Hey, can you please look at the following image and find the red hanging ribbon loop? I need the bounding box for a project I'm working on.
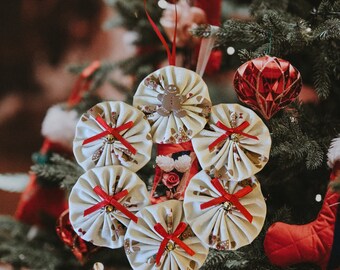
[208,121,259,151]
[82,116,137,155]
[67,60,101,107]
[200,178,253,223]
[84,186,138,223]
[144,0,177,65]
[154,222,195,265]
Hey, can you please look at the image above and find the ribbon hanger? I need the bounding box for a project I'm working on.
[144,0,177,66]
[195,25,219,77]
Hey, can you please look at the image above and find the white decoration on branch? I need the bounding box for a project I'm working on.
[41,104,79,149]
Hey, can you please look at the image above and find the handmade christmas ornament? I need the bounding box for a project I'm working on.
[192,103,271,181]
[233,55,302,120]
[124,200,209,270]
[183,170,266,250]
[133,66,211,144]
[150,141,199,203]
[69,165,150,249]
[264,136,340,270]
[73,101,152,172]
[56,210,98,264]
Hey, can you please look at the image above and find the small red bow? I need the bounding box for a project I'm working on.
[209,121,259,151]
[82,115,137,155]
[200,178,253,223]
[84,186,138,223]
[154,222,195,265]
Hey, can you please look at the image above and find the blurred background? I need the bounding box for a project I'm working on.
[0,0,134,216]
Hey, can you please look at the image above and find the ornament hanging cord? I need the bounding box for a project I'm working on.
[144,0,177,66]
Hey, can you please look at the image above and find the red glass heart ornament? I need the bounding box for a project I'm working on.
[56,210,98,264]
[233,55,302,120]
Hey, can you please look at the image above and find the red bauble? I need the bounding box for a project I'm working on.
[56,210,98,264]
[233,55,302,120]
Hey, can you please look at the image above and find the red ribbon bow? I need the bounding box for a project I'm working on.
[154,222,195,265]
[208,121,259,151]
[84,186,138,223]
[82,116,137,155]
[200,178,253,223]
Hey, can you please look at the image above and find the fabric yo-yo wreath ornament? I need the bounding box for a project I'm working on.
[192,103,271,181]
[183,170,266,250]
[69,165,150,248]
[233,55,302,120]
[73,101,152,172]
[124,200,208,270]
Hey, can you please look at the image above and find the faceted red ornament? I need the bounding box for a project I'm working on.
[233,55,302,120]
[56,210,98,264]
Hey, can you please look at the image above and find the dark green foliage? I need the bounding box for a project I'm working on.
[31,154,84,191]
[0,216,79,270]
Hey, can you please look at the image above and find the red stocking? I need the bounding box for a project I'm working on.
[264,140,340,270]
[14,139,70,227]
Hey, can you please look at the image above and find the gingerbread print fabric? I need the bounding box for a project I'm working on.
[73,101,152,172]
[192,103,271,181]
[133,66,211,144]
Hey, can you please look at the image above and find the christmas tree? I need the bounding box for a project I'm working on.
[0,0,339,269]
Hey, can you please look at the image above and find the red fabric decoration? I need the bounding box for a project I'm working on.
[56,210,98,264]
[15,173,68,227]
[234,55,302,120]
[264,161,340,270]
[150,141,199,204]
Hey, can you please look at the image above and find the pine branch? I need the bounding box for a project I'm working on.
[0,216,79,270]
[314,18,340,40]
[31,154,84,191]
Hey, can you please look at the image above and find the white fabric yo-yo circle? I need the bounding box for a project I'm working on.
[124,200,208,270]
[192,103,271,181]
[183,170,266,250]
[69,166,150,249]
[73,101,152,172]
[133,66,211,144]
